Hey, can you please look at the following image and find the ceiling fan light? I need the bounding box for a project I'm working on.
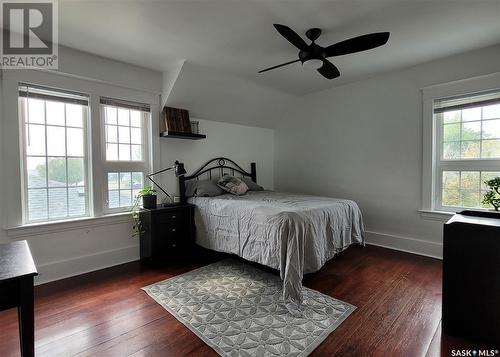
[302,59,323,70]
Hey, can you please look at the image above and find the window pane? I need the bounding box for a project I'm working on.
[461,141,480,159]
[66,104,83,127]
[461,190,480,208]
[131,145,142,161]
[481,172,500,190]
[442,171,459,190]
[131,128,141,144]
[443,123,460,141]
[443,110,460,123]
[106,125,118,143]
[460,171,480,190]
[132,172,143,189]
[482,119,500,139]
[105,106,117,125]
[462,107,481,122]
[46,101,65,125]
[120,172,131,189]
[68,187,86,216]
[108,190,119,208]
[67,128,84,157]
[67,158,85,186]
[26,124,46,156]
[119,190,132,207]
[442,189,459,207]
[106,143,118,160]
[443,142,460,160]
[119,144,131,160]
[461,122,481,141]
[130,111,141,127]
[118,126,130,143]
[118,108,130,126]
[48,188,68,218]
[28,189,48,220]
[108,173,119,190]
[47,126,66,156]
[28,98,45,124]
[483,104,500,120]
[481,139,500,158]
[27,156,46,188]
[47,157,66,187]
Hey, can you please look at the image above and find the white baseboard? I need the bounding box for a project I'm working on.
[35,244,140,285]
[365,230,443,259]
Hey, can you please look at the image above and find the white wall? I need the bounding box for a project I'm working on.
[159,118,274,199]
[274,44,500,259]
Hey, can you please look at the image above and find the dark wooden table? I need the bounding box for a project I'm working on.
[0,240,38,357]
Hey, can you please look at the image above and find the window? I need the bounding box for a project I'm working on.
[100,98,150,212]
[18,84,152,224]
[19,85,90,222]
[433,90,500,211]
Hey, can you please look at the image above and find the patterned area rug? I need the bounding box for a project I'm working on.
[142,259,355,357]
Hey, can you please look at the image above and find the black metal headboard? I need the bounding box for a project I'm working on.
[179,157,256,203]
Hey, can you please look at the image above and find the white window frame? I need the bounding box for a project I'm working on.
[18,85,92,224]
[421,72,500,219]
[99,101,151,214]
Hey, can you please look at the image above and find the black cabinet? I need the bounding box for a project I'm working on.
[139,204,195,263]
[442,210,500,345]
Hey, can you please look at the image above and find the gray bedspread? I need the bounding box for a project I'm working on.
[189,191,364,309]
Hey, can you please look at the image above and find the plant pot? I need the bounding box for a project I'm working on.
[142,195,157,209]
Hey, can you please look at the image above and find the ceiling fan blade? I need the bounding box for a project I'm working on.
[273,24,308,51]
[324,32,390,57]
[317,59,340,79]
[258,59,300,73]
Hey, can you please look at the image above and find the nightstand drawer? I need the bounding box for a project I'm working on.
[154,210,187,225]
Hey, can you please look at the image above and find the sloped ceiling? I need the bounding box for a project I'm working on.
[165,62,294,128]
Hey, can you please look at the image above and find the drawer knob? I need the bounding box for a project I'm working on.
[172,215,176,219]
[172,228,176,232]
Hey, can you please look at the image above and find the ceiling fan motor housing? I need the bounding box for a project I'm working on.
[299,43,326,64]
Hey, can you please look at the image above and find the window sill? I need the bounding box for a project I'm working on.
[419,209,454,222]
[5,212,132,238]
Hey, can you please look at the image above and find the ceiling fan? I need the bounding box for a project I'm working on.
[258,24,390,79]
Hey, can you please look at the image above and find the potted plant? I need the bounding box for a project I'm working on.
[131,186,157,238]
[139,186,157,209]
[482,177,500,211]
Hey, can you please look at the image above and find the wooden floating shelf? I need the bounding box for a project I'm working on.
[160,130,206,140]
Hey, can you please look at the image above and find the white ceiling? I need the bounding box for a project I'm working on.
[58,0,500,96]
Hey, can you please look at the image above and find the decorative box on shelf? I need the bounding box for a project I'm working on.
[159,106,206,140]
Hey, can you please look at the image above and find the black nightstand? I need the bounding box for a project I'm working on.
[139,203,195,263]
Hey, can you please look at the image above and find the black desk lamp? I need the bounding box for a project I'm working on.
[147,160,186,206]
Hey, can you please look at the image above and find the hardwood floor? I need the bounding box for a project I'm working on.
[0,245,491,356]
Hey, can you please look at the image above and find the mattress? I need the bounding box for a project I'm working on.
[188,191,365,309]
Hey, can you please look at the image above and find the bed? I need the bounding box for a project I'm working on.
[179,158,364,311]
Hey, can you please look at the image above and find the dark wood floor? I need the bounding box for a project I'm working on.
[0,245,489,356]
